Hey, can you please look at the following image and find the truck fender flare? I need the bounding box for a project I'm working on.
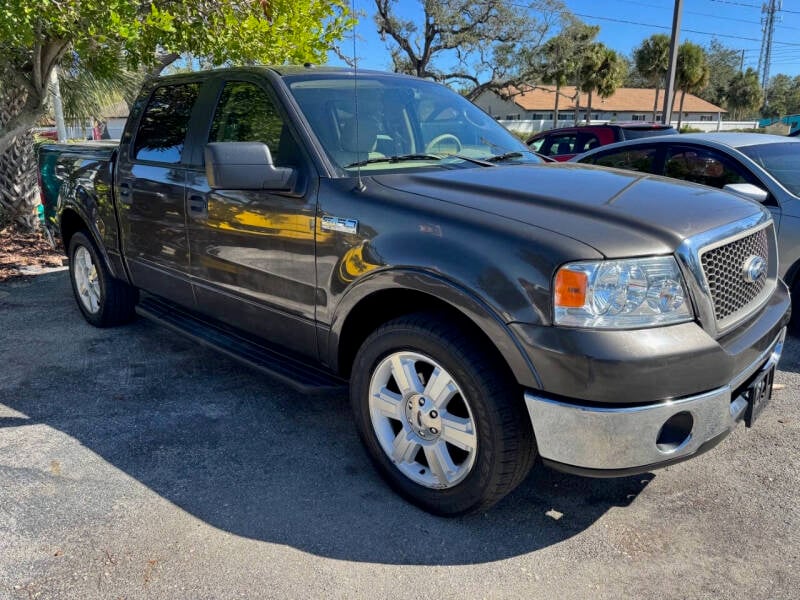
[327,267,542,389]
[59,199,120,280]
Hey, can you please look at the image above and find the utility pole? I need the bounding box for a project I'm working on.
[758,0,781,98]
[661,0,683,125]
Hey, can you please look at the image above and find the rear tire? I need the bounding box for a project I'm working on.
[350,312,537,516]
[790,277,800,335]
[68,231,137,327]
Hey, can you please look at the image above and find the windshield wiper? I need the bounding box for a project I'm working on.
[345,153,442,168]
[484,151,525,163]
[449,154,497,167]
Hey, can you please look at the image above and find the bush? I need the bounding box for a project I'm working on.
[679,126,703,133]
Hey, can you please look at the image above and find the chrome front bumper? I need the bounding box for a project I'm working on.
[524,328,786,474]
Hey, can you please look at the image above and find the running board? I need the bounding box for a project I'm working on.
[135,296,347,395]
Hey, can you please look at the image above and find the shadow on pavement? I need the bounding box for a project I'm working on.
[2,272,655,566]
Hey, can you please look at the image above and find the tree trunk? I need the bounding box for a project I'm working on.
[0,86,39,231]
[553,83,560,127]
[678,89,687,131]
[652,85,660,122]
[586,89,593,123]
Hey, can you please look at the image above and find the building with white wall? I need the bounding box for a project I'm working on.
[474,85,725,124]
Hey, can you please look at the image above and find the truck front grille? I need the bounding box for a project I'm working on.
[699,224,773,330]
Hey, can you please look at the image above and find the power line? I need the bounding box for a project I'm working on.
[708,0,760,7]
[604,0,760,25]
[569,11,800,48]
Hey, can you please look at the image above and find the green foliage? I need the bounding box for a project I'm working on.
[0,0,354,232]
[539,18,599,90]
[726,68,763,120]
[679,126,703,133]
[633,34,671,88]
[0,1,353,77]
[633,33,671,121]
[676,42,710,128]
[529,15,598,122]
[762,74,800,119]
[697,39,741,110]
[676,42,709,94]
[580,43,625,99]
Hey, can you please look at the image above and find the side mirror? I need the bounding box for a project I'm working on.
[205,142,296,191]
[723,183,769,204]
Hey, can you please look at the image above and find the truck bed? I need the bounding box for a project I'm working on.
[38,142,118,226]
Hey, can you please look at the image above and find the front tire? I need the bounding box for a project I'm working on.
[68,231,137,327]
[350,313,536,516]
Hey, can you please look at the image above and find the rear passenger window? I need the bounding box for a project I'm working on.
[542,134,577,156]
[664,147,749,188]
[588,147,658,173]
[133,83,200,163]
[578,134,601,153]
[209,81,297,167]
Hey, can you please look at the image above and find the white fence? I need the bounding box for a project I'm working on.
[499,119,762,136]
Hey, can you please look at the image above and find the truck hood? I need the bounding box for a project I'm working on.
[374,163,765,258]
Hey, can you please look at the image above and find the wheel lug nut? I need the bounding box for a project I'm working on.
[418,398,425,406]
[430,427,438,435]
[429,410,438,419]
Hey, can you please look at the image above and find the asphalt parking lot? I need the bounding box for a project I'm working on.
[1,270,798,599]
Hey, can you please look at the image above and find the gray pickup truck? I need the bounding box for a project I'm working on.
[39,66,791,516]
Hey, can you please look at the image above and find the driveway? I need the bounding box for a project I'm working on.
[1,271,798,599]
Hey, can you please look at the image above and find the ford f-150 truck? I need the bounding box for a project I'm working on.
[39,66,791,516]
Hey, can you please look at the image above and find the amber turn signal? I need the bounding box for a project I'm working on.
[555,269,587,308]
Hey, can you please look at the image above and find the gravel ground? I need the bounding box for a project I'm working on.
[1,271,798,600]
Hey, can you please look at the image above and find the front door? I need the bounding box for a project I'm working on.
[185,78,319,357]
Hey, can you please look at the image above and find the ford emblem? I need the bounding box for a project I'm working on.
[742,255,766,283]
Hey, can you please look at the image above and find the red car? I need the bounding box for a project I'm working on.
[527,123,677,161]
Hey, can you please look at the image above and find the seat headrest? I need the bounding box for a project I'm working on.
[340,118,378,153]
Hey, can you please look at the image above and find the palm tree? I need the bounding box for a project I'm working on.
[539,20,598,126]
[727,68,764,120]
[580,44,626,123]
[0,53,144,231]
[676,42,710,130]
[634,34,671,121]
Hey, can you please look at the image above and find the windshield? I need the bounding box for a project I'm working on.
[739,141,800,197]
[284,72,540,174]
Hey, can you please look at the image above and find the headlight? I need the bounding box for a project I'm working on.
[554,256,693,328]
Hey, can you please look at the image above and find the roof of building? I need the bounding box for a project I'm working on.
[498,85,726,114]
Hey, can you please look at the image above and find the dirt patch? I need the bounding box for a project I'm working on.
[0,226,65,282]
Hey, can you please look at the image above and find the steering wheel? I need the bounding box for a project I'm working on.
[425,133,462,154]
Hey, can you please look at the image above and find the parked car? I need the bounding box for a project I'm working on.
[571,132,800,325]
[39,67,789,516]
[526,123,677,161]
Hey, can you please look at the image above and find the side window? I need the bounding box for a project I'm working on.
[133,82,200,163]
[587,147,658,173]
[209,81,299,167]
[578,133,601,153]
[542,134,577,156]
[664,147,749,188]
[528,136,545,152]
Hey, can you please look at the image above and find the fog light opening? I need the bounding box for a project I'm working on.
[656,411,694,453]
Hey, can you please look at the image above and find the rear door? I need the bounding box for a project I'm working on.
[184,75,320,358]
[116,79,204,306]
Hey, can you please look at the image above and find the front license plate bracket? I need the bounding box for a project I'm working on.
[743,365,775,428]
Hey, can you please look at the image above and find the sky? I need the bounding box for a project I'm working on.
[327,0,800,79]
